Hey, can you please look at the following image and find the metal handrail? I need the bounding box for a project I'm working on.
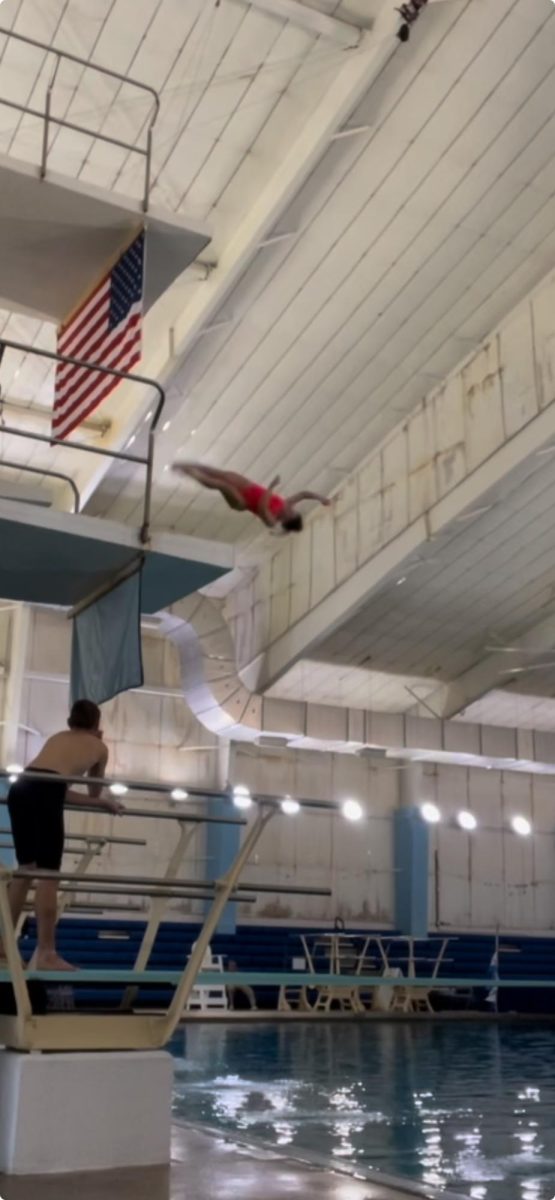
[0,338,166,543]
[0,26,160,212]
[0,457,80,512]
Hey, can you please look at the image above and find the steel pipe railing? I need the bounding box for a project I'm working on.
[0,767,353,815]
[0,338,166,543]
[0,459,80,512]
[0,26,160,211]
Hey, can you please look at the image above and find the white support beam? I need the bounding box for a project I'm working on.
[0,605,30,767]
[168,9,398,357]
[244,0,363,48]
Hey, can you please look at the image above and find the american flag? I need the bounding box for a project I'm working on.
[52,231,144,440]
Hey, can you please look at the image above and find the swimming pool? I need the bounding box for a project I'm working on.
[171,1022,555,1200]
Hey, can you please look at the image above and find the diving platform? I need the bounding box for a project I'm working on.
[0,498,233,612]
[0,25,211,323]
[0,154,211,324]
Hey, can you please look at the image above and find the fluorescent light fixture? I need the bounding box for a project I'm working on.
[6,763,23,775]
[171,788,188,802]
[162,420,171,432]
[342,798,363,822]
[421,802,441,824]
[281,796,300,816]
[511,815,532,837]
[457,810,477,831]
[110,783,128,797]
[233,784,253,810]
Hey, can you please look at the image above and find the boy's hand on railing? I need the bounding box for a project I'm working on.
[102,795,125,816]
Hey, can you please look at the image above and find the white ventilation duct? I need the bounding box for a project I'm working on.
[160,596,555,776]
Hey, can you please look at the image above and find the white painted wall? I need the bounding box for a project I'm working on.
[1,606,552,933]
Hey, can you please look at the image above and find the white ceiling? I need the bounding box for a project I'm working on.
[268,447,555,727]
[2,0,555,734]
[0,0,365,491]
[88,0,555,542]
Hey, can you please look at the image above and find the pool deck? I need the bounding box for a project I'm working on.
[0,1124,464,1200]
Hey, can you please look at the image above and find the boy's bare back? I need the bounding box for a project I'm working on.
[29,729,107,779]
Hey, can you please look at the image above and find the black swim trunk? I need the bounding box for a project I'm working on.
[7,770,66,871]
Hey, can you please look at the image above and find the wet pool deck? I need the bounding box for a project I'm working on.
[0,1124,465,1200]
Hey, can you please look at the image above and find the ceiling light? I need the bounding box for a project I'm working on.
[281,796,300,816]
[110,783,128,796]
[127,435,136,447]
[511,815,532,837]
[396,576,407,586]
[162,420,171,432]
[457,810,477,831]
[233,784,253,810]
[6,763,22,775]
[421,802,441,824]
[171,788,188,802]
[342,798,363,822]
[144,410,153,423]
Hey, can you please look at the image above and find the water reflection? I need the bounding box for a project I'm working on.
[172,1023,555,1200]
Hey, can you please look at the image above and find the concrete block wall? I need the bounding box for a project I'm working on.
[233,747,555,933]
[427,765,554,933]
[225,266,555,674]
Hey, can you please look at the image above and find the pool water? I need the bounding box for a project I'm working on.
[171,1022,555,1200]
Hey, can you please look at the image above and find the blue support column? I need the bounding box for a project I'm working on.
[393,765,429,937]
[204,797,241,934]
[0,779,14,868]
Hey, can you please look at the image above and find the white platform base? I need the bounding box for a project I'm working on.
[0,1049,173,1175]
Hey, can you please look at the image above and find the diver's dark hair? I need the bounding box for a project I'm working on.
[68,699,101,731]
[282,513,303,533]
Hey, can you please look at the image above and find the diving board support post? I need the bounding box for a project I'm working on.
[0,867,32,1044]
[160,806,274,1041]
[122,819,197,1010]
[55,840,101,921]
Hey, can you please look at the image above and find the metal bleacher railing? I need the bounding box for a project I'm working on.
[0,26,160,212]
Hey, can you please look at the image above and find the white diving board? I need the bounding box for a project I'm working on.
[0,154,211,323]
[0,498,233,612]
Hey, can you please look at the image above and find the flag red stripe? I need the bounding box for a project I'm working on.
[57,298,111,384]
[55,307,140,405]
[54,232,143,439]
[53,349,141,440]
[53,313,141,417]
[52,326,141,431]
[58,279,110,353]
